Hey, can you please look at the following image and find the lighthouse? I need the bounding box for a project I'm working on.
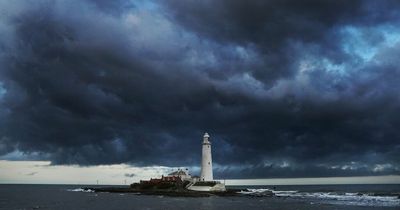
[200,132,213,181]
[186,132,226,191]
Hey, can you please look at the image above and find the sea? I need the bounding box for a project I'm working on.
[0,184,399,210]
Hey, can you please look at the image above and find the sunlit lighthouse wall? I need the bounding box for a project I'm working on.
[200,132,213,181]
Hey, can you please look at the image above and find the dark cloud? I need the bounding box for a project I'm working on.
[26,172,38,176]
[0,0,399,178]
[87,0,135,15]
[124,173,136,178]
[162,0,400,83]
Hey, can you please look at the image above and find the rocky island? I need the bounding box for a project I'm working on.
[83,133,274,197]
[83,180,274,197]
[82,181,245,197]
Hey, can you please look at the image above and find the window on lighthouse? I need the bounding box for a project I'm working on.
[208,162,210,165]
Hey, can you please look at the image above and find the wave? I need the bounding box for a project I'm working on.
[239,188,400,207]
[238,188,297,195]
[67,188,94,193]
[238,188,275,196]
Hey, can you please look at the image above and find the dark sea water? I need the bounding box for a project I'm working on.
[0,184,399,210]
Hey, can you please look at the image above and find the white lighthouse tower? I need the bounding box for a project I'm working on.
[200,132,213,181]
[186,132,226,191]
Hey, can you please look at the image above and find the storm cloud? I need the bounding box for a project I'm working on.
[0,0,399,178]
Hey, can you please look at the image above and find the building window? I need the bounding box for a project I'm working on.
[208,162,210,165]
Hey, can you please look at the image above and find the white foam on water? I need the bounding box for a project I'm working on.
[297,192,400,207]
[238,188,273,195]
[241,189,400,207]
[239,188,298,196]
[271,190,298,196]
[67,188,94,193]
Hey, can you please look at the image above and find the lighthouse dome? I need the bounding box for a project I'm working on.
[203,132,210,138]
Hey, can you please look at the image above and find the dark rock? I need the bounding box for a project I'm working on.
[84,187,245,197]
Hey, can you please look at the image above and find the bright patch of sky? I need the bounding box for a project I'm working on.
[214,72,267,98]
[0,150,49,161]
[0,82,6,99]
[0,160,173,185]
[132,0,159,11]
[321,59,347,75]
[225,175,400,186]
[1,160,399,185]
[111,138,127,153]
[0,150,29,160]
[341,24,400,62]
[373,164,399,173]
[298,56,347,77]
[317,162,399,173]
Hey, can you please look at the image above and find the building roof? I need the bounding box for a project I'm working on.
[168,170,187,176]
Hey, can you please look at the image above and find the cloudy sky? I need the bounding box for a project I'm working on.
[0,0,400,184]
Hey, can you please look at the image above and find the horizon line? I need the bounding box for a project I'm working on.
[1,175,399,186]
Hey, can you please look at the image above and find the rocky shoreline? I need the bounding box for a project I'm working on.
[83,187,273,197]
